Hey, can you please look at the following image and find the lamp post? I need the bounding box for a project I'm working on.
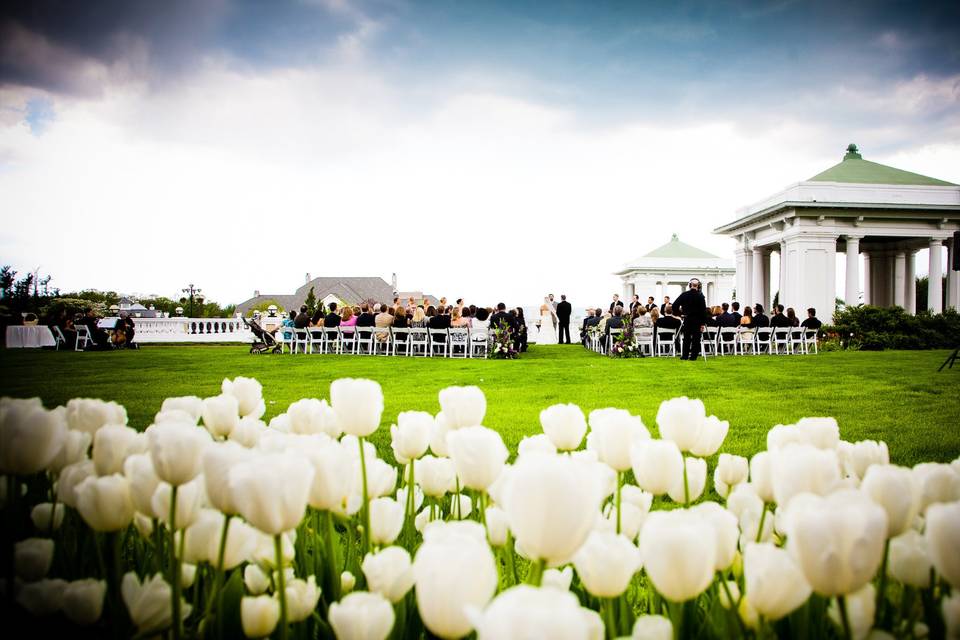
[181,284,203,318]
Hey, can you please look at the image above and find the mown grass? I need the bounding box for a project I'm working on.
[1,345,958,465]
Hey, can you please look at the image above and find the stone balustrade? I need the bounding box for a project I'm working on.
[118,317,253,343]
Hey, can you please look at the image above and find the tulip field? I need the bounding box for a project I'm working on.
[0,345,959,639]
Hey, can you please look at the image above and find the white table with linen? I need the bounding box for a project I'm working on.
[5,325,56,348]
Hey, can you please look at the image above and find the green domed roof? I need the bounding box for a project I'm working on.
[643,234,720,259]
[808,144,956,186]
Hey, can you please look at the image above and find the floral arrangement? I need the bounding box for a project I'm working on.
[490,320,517,359]
[1,378,960,640]
[610,323,640,358]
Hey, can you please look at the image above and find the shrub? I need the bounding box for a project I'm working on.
[824,306,960,350]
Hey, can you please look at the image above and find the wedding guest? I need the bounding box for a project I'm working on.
[461,306,474,327]
[656,304,681,331]
[356,304,376,328]
[451,307,470,328]
[604,306,625,352]
[770,304,791,328]
[80,308,110,349]
[704,306,721,327]
[786,307,800,327]
[633,307,653,329]
[375,304,394,328]
[648,307,660,326]
[660,296,671,315]
[719,302,737,327]
[473,307,490,332]
[753,304,770,328]
[392,306,408,328]
[645,296,656,312]
[489,303,514,334]
[295,305,311,329]
[52,308,78,349]
[429,304,450,343]
[730,301,743,324]
[410,306,427,327]
[340,306,357,334]
[740,305,754,327]
[629,294,641,314]
[281,311,296,341]
[512,308,528,352]
[608,294,624,313]
[801,308,822,331]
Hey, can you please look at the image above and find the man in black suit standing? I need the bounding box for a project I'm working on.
[608,294,624,314]
[629,294,641,315]
[645,296,656,312]
[556,295,572,344]
[660,295,671,315]
[674,279,707,361]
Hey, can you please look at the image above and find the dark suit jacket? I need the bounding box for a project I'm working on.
[428,314,451,330]
[556,301,572,320]
[770,314,791,328]
[656,316,681,331]
[731,312,742,324]
[800,317,822,330]
[294,313,310,329]
[324,313,341,327]
[753,314,770,328]
[609,300,624,313]
[356,313,376,328]
[719,312,738,328]
[489,311,516,333]
[605,315,625,338]
[673,289,707,327]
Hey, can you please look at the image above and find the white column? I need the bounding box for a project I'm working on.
[845,236,860,306]
[894,251,907,309]
[735,244,752,305]
[905,251,916,314]
[929,239,943,314]
[947,241,959,311]
[779,240,787,305]
[752,247,764,307]
[862,252,872,305]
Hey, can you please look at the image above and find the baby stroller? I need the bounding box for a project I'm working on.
[243,317,283,354]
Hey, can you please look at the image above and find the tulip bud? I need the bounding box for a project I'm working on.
[640,509,716,602]
[147,421,210,486]
[222,376,265,420]
[924,501,960,587]
[688,415,729,457]
[17,578,68,615]
[716,454,749,487]
[369,497,404,546]
[229,452,313,535]
[184,509,257,570]
[31,502,65,532]
[122,572,191,634]
[438,385,486,429]
[913,463,960,513]
[363,546,415,603]
[467,585,602,640]
[485,506,509,547]
[415,507,432,532]
[160,396,203,423]
[588,408,650,471]
[539,404,587,451]
[201,394,240,438]
[861,465,920,538]
[92,425,147,476]
[771,443,840,507]
[230,416,266,448]
[667,456,707,504]
[15,538,54,581]
[57,459,96,507]
[750,451,774,503]
[630,439,683,496]
[888,529,932,588]
[841,440,889,480]
[415,455,456,497]
[542,566,573,591]
[828,583,874,640]
[241,595,280,638]
[244,564,270,595]
[285,576,321,622]
[330,378,384,437]
[66,398,127,435]
[655,397,705,453]
[287,398,341,438]
[340,570,356,594]
[124,453,161,517]
[691,502,738,571]
[0,399,68,475]
[62,579,106,625]
[391,411,433,463]
[743,542,811,620]
[517,434,557,458]
[76,474,135,531]
[572,531,642,597]
[47,429,92,474]
[632,615,673,640]
[430,412,451,457]
[329,591,395,640]
[151,476,205,530]
[447,426,509,491]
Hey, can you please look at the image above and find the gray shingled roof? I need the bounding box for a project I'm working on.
[237,276,412,314]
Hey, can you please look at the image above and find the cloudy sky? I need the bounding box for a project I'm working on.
[1,0,959,308]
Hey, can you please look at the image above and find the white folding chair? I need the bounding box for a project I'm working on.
[323,327,341,354]
[718,327,739,355]
[754,328,773,355]
[428,327,449,357]
[372,327,392,355]
[636,328,654,356]
[656,329,676,357]
[355,327,376,355]
[308,328,325,354]
[408,327,429,356]
[469,329,489,358]
[702,327,719,356]
[339,327,357,354]
[803,328,819,354]
[52,325,67,350]
[737,329,756,355]
[391,328,410,356]
[448,328,470,358]
[75,325,92,351]
[290,328,308,354]
[606,328,624,354]
[789,328,806,354]
[771,328,792,355]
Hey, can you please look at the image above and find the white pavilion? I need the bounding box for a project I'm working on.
[615,234,736,306]
[714,144,960,317]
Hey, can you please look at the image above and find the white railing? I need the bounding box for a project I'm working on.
[119,317,254,343]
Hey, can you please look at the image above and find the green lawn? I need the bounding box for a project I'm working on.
[2,345,958,466]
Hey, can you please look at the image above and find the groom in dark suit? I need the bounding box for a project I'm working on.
[674,279,707,361]
[556,295,572,344]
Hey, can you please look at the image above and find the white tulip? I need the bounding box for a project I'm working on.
[147,421,211,486]
[502,453,602,566]
[430,412,451,457]
[183,509,257,570]
[15,537,54,581]
[517,434,557,457]
[691,502,739,570]
[369,497,404,546]
[330,378,384,437]
[221,376,265,419]
[572,531,643,597]
[888,529,932,588]
[485,506,509,546]
[353,456,397,500]
[828,583,875,640]
[287,398,341,438]
[92,424,146,476]
[31,502,65,532]
[716,454,749,487]
[796,417,840,450]
[841,440,889,480]
[340,570,356,594]
[655,397,705,453]
[230,416,267,448]
[588,408,650,471]
[688,415,729,457]
[390,411,434,463]
[244,564,271,595]
[328,591,395,639]
[16,578,67,615]
[861,465,920,538]
[230,451,314,535]
[202,441,253,515]
[285,576,321,622]
[201,394,240,438]
[161,396,203,423]
[542,566,573,591]
[925,501,960,587]
[413,521,498,639]
[415,507,433,532]
[771,443,841,507]
[718,580,740,609]
[630,439,683,496]
[0,399,68,475]
[303,441,354,513]
[151,476,205,530]
[726,483,764,520]
[632,615,673,640]
[438,385,486,429]
[62,579,106,625]
[667,456,707,504]
[76,474,135,531]
[640,509,716,602]
[468,584,601,640]
[540,403,588,451]
[57,459,96,508]
[241,595,280,638]
[750,451,775,503]
[362,546,415,603]
[48,429,92,473]
[784,489,887,596]
[122,572,191,635]
[605,501,646,541]
[913,463,960,512]
[124,453,161,516]
[66,398,127,435]
[396,485,424,514]
[766,424,809,451]
[743,542,812,620]
[447,426,509,491]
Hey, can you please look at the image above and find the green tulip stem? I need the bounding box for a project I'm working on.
[505,531,518,586]
[454,477,462,520]
[837,595,852,640]
[275,534,289,640]
[615,472,623,534]
[755,503,768,543]
[718,573,747,637]
[527,558,546,586]
[875,538,890,624]
[169,484,182,640]
[479,492,488,528]
[358,436,370,556]
[603,598,617,638]
[202,514,232,628]
[406,462,416,534]
[323,511,340,601]
[682,457,690,507]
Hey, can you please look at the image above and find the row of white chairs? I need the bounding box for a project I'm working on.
[589,325,820,358]
[279,326,490,358]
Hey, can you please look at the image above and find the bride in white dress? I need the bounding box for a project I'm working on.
[537,297,558,345]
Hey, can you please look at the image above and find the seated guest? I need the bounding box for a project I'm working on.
[295,305,311,329]
[656,304,681,331]
[786,307,800,327]
[281,311,296,340]
[340,306,357,333]
[770,304,791,328]
[800,308,822,331]
[323,302,341,328]
[580,308,595,338]
[633,307,653,329]
[392,306,408,328]
[375,304,394,328]
[604,306,625,352]
[730,301,743,325]
[489,303,515,334]
[450,307,470,328]
[719,302,737,327]
[52,308,78,349]
[118,312,136,348]
[410,306,427,328]
[752,304,770,328]
[428,304,450,342]
[356,304,376,328]
[472,307,490,332]
[80,308,110,349]
[648,307,660,326]
[704,306,721,327]
[461,306,474,327]
[740,306,754,326]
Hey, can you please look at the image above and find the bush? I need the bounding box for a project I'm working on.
[824,305,960,351]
